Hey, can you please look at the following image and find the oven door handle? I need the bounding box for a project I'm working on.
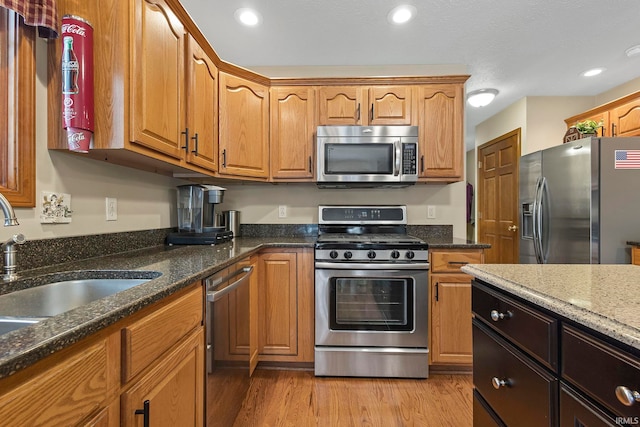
[315,262,430,270]
[206,266,253,302]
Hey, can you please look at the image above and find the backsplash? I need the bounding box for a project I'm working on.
[0,224,453,274]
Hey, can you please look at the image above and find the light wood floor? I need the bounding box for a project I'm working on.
[233,369,473,427]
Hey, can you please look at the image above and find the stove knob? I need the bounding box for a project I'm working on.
[391,250,400,259]
[367,250,377,259]
[406,250,415,260]
[329,250,339,259]
[344,251,353,260]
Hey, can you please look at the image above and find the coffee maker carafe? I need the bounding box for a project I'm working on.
[167,184,234,245]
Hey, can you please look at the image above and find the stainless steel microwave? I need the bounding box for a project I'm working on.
[316,125,419,188]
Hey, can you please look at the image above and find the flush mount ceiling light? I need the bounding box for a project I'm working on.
[387,5,417,25]
[467,89,498,108]
[626,44,640,58]
[581,68,606,77]
[234,8,261,26]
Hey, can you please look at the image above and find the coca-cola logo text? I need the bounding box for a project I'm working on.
[62,24,86,37]
[68,132,85,143]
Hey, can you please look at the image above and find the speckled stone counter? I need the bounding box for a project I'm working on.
[0,237,315,379]
[461,263,640,352]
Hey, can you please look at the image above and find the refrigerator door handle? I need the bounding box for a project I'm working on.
[533,177,544,263]
[539,177,550,264]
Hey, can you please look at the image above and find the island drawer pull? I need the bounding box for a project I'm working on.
[616,386,640,406]
[490,309,512,322]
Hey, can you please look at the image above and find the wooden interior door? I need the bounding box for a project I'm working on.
[477,129,521,264]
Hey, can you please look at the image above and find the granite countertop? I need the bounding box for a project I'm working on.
[0,236,315,379]
[461,263,640,352]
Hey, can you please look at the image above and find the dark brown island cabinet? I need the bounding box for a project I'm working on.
[471,280,640,427]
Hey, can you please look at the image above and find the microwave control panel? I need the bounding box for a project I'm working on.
[402,143,417,175]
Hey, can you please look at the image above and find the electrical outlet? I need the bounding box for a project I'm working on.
[278,205,287,218]
[427,205,436,219]
[106,197,118,221]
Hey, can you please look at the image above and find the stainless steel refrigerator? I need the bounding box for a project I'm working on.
[519,137,640,264]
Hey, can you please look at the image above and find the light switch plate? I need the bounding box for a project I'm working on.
[427,205,436,219]
[106,197,118,221]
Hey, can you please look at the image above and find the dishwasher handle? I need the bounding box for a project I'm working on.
[206,266,253,302]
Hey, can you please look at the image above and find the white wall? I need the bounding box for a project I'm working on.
[1,41,469,243]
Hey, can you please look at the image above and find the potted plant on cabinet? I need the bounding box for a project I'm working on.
[575,119,602,137]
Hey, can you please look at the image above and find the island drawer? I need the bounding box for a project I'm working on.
[472,281,559,371]
[562,325,640,419]
[431,249,483,273]
[560,384,617,427]
[122,285,203,382]
[473,320,558,427]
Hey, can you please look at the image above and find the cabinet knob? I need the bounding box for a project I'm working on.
[616,386,640,406]
[490,309,512,322]
[491,377,510,389]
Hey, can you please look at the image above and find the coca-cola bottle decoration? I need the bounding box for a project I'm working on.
[61,15,94,153]
[61,36,79,95]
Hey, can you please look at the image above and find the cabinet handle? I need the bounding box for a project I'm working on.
[448,260,469,265]
[612,123,617,137]
[420,155,425,173]
[309,156,313,173]
[222,149,227,168]
[370,104,374,122]
[191,133,199,156]
[491,377,510,389]
[435,282,439,301]
[181,128,189,152]
[356,103,361,122]
[490,309,512,321]
[616,386,640,406]
[135,400,150,427]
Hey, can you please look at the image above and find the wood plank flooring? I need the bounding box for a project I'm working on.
[233,370,473,427]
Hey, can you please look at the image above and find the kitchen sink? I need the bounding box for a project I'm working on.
[0,317,43,335]
[0,271,161,319]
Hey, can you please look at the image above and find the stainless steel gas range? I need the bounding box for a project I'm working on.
[314,205,430,379]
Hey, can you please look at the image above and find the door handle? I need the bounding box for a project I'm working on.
[508,225,518,232]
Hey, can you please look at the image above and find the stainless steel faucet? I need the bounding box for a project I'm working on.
[1,192,25,281]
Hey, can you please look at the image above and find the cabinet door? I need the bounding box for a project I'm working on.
[318,86,366,125]
[569,111,610,137]
[611,99,640,137]
[368,86,412,125]
[131,0,186,159]
[430,273,473,365]
[219,73,269,178]
[121,329,204,427]
[270,87,316,180]
[258,252,298,356]
[417,84,464,181]
[186,35,218,171]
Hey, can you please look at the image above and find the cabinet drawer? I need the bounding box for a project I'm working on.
[431,250,483,273]
[562,325,640,419]
[122,285,203,382]
[472,281,558,371]
[473,388,505,427]
[560,384,617,427]
[473,320,558,427]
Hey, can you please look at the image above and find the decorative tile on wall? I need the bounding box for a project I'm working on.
[40,191,72,224]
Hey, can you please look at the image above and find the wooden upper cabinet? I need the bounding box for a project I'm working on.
[186,35,218,171]
[611,98,640,137]
[368,86,412,125]
[1,8,36,207]
[270,87,316,181]
[318,86,366,125]
[219,72,270,179]
[131,0,186,159]
[417,84,464,182]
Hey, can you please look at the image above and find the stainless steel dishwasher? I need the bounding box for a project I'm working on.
[205,262,254,427]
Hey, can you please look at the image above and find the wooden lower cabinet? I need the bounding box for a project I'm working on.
[0,282,204,427]
[258,248,314,363]
[429,248,484,367]
[631,245,640,265]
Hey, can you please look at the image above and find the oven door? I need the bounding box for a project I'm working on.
[315,264,428,348]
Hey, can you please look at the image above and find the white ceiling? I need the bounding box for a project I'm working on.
[180,0,640,150]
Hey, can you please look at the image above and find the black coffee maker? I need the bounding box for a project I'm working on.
[166,184,234,245]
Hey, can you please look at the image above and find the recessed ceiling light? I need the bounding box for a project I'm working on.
[467,89,498,108]
[581,68,606,77]
[234,8,261,26]
[626,44,640,58]
[388,5,417,25]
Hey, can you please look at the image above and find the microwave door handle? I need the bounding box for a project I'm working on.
[394,141,401,176]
